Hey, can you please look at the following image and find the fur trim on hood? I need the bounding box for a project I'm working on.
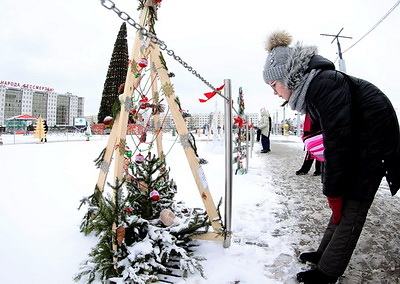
[283,43,318,91]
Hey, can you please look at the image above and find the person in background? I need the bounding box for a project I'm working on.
[258,108,271,153]
[256,127,261,142]
[41,119,48,143]
[263,30,400,283]
[296,152,321,176]
[296,113,321,176]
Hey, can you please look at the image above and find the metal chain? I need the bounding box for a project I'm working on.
[99,0,221,94]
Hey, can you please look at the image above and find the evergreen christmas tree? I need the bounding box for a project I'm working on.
[97,22,129,124]
[76,151,210,283]
[34,115,46,142]
[234,87,247,175]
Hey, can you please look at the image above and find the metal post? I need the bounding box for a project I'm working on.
[250,118,254,152]
[245,114,249,172]
[223,79,232,248]
[13,118,16,145]
[320,28,352,73]
[296,113,301,137]
[282,107,286,135]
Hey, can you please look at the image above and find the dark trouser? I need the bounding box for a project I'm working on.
[261,134,270,151]
[256,129,261,142]
[299,153,322,173]
[316,198,374,277]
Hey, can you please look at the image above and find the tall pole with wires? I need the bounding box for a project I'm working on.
[321,28,352,72]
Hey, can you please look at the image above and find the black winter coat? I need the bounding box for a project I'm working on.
[305,56,400,200]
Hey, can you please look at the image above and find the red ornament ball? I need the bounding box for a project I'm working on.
[149,190,160,201]
[135,154,145,163]
[103,116,113,126]
[124,207,133,213]
[138,58,148,68]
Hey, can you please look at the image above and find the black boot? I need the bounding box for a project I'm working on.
[312,171,321,176]
[296,269,338,284]
[299,252,321,264]
[296,169,308,175]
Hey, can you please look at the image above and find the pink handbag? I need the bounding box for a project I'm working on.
[302,132,325,162]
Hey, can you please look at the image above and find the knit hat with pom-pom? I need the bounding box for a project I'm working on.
[263,30,293,83]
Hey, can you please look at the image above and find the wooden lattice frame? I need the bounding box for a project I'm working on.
[95,6,223,242]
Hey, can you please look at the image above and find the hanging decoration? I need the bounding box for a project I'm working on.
[135,153,145,163]
[198,84,225,103]
[138,58,148,68]
[149,189,160,201]
[233,87,248,175]
[116,225,125,244]
[103,116,113,127]
[162,82,174,98]
[160,208,175,226]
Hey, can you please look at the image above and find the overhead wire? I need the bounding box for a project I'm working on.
[342,0,400,54]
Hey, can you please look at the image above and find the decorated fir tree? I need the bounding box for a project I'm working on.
[234,87,247,175]
[76,151,210,283]
[33,115,46,142]
[77,3,224,282]
[97,22,129,124]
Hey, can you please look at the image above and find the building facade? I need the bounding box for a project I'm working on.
[149,112,259,130]
[0,81,84,126]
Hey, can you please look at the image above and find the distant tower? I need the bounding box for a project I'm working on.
[321,28,352,72]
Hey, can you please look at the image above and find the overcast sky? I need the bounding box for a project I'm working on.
[1,0,399,120]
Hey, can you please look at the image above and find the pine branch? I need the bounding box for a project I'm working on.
[214,198,229,238]
[93,148,106,169]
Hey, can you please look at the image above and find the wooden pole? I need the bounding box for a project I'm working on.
[111,7,151,267]
[150,45,223,240]
[149,58,164,159]
[95,8,150,193]
[96,116,118,192]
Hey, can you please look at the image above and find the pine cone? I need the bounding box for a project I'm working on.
[118,83,125,94]
[116,225,125,244]
[151,103,165,115]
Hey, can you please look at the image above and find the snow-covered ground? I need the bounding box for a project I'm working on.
[0,132,399,283]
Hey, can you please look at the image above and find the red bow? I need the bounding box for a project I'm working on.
[199,84,225,103]
[139,96,149,103]
[234,116,247,129]
[124,207,133,213]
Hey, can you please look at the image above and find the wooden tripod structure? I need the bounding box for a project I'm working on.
[95,6,223,244]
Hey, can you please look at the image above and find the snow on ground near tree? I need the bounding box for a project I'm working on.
[0,132,399,283]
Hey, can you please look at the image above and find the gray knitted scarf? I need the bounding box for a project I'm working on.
[288,69,320,114]
[283,43,319,114]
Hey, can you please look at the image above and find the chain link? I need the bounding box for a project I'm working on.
[99,0,219,93]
